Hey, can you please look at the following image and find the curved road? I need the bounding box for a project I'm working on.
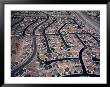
[11,11,100,77]
[11,12,49,76]
[62,47,99,77]
[42,17,56,53]
[58,23,71,48]
[11,17,24,28]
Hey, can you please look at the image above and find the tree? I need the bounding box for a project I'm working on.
[36,52,40,59]
[57,73,61,77]
[51,47,55,52]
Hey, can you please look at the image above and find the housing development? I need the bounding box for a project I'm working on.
[11,11,100,77]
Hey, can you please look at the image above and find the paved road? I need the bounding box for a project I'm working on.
[11,17,24,28]
[88,33,100,43]
[82,11,100,27]
[43,47,100,77]
[72,18,82,29]
[58,23,71,48]
[62,73,100,77]
[11,12,49,76]
[11,11,57,76]
[42,16,56,53]
[78,47,100,77]
[74,33,87,48]
[44,58,78,65]
[75,11,100,35]
[68,32,100,43]
[79,47,88,75]
[22,18,39,36]
[11,11,100,77]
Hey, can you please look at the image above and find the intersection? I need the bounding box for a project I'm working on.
[11,11,100,77]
